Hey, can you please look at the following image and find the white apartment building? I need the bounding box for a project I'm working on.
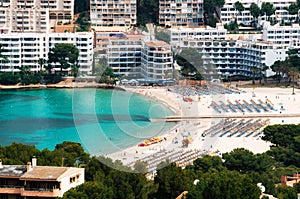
[258,0,297,23]
[0,32,94,74]
[159,0,204,27]
[221,0,297,26]
[0,0,74,33]
[0,157,84,198]
[90,0,137,28]
[141,41,173,79]
[177,39,287,78]
[221,0,256,26]
[107,33,143,77]
[168,23,227,47]
[263,22,300,48]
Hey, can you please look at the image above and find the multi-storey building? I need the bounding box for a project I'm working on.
[263,22,300,48]
[90,0,137,28]
[0,157,84,198]
[0,32,94,74]
[221,0,297,26]
[221,0,256,26]
[0,0,74,33]
[107,33,143,77]
[159,0,204,27]
[168,23,227,47]
[177,39,287,78]
[258,0,297,23]
[141,41,173,79]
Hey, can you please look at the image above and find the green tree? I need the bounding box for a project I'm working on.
[203,0,225,26]
[54,141,90,167]
[287,3,299,15]
[74,0,89,14]
[38,58,46,72]
[48,43,79,75]
[274,186,298,199]
[137,0,159,26]
[261,2,275,18]
[187,170,261,199]
[0,72,20,85]
[250,3,261,19]
[234,1,245,15]
[192,155,224,172]
[19,65,31,76]
[288,67,298,94]
[62,181,114,199]
[271,60,285,85]
[75,12,91,32]
[154,163,192,199]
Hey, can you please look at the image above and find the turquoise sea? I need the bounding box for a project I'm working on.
[0,88,174,154]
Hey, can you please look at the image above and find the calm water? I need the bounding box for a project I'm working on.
[0,88,174,154]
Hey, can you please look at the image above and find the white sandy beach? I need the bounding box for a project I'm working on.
[107,85,300,169]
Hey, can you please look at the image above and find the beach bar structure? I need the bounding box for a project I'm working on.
[0,157,84,198]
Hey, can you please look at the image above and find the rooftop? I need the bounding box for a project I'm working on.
[20,166,68,181]
[0,165,27,177]
[145,41,169,47]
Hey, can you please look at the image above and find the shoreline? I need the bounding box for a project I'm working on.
[107,86,300,168]
[0,82,125,91]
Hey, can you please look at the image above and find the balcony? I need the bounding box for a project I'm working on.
[21,188,61,197]
[0,185,22,194]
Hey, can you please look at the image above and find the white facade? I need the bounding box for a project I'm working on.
[177,39,287,78]
[0,32,94,74]
[221,0,257,26]
[159,0,204,27]
[90,0,137,28]
[141,41,173,79]
[221,0,297,26]
[263,22,300,48]
[107,34,142,77]
[0,0,74,33]
[168,24,227,47]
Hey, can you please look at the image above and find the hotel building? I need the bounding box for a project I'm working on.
[168,23,227,47]
[159,0,204,27]
[0,157,84,198]
[177,39,287,78]
[141,41,173,79]
[90,0,137,28]
[107,33,143,77]
[263,22,300,48]
[0,32,94,74]
[221,0,297,26]
[0,0,74,33]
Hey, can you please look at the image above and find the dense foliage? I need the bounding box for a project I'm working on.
[137,0,159,26]
[48,43,79,76]
[263,124,300,167]
[74,0,89,14]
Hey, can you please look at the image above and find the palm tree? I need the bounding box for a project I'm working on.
[289,67,298,95]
